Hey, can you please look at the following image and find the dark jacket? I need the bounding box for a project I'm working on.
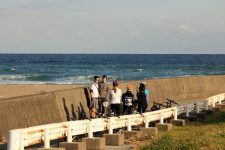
[122,91,134,107]
[137,91,147,105]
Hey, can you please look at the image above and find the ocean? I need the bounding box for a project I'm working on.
[0,54,225,84]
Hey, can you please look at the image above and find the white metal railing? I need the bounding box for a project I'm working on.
[7,93,225,150]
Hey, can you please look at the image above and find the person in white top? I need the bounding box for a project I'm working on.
[109,80,122,116]
[90,76,100,118]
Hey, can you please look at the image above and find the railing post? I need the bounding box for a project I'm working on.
[218,96,222,104]
[205,100,209,110]
[8,130,22,150]
[160,112,164,124]
[196,102,200,113]
[222,94,225,102]
[88,120,93,138]
[44,128,50,148]
[174,107,178,120]
[108,117,113,134]
[144,116,149,128]
[20,131,25,150]
[213,100,216,107]
[127,116,132,131]
[186,106,189,117]
[67,123,72,142]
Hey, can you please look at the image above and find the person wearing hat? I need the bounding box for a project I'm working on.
[109,80,122,116]
[122,84,134,115]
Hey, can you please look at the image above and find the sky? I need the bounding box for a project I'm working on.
[0,0,225,54]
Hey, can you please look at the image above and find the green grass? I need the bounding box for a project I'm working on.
[139,110,225,150]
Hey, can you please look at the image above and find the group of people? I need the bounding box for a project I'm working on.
[89,75,149,118]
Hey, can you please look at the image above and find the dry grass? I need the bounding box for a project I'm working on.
[138,109,225,150]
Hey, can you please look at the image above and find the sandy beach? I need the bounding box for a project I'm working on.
[0,84,84,99]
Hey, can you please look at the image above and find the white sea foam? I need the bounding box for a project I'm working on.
[137,69,143,72]
[0,80,47,84]
[0,75,26,80]
[0,74,109,84]
[58,75,93,84]
[0,74,47,84]
[55,75,123,84]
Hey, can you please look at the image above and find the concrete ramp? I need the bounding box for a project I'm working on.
[0,93,61,141]
[141,75,225,104]
[53,87,90,121]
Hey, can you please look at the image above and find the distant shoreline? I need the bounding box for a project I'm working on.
[0,74,224,100]
[0,74,223,85]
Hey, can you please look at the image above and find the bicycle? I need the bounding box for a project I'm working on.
[164,98,179,108]
[151,102,166,111]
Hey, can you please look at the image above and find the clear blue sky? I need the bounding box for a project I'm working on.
[0,0,225,54]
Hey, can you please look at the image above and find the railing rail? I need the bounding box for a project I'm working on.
[8,93,225,150]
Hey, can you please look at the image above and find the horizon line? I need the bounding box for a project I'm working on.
[0,53,225,55]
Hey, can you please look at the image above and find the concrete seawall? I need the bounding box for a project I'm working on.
[1,75,225,142]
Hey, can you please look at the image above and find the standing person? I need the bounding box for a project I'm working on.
[137,83,148,113]
[122,84,134,115]
[98,75,109,117]
[89,76,100,118]
[141,82,150,103]
[109,80,122,116]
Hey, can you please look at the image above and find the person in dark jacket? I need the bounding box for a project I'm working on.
[137,83,148,113]
[122,84,134,115]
